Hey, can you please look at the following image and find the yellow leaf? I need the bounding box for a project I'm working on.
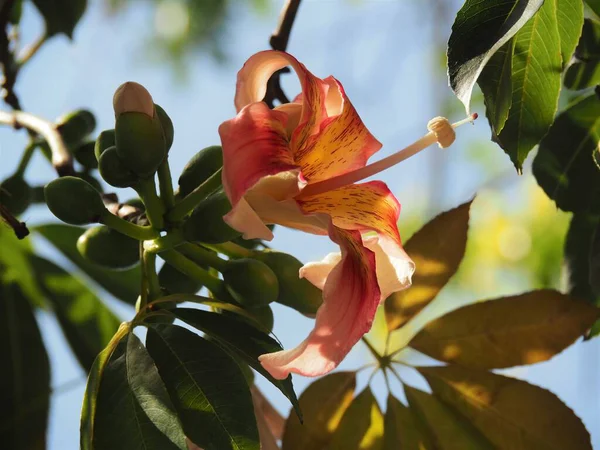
[410,290,599,369]
[404,386,494,450]
[385,200,472,331]
[282,372,355,450]
[419,365,592,450]
[383,394,434,450]
[328,387,384,450]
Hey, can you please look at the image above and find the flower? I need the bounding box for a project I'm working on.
[219,50,474,380]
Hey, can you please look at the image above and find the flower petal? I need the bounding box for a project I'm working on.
[259,227,380,379]
[293,78,382,182]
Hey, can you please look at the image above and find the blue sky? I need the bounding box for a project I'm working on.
[1,1,599,448]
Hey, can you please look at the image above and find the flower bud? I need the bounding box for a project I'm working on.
[182,191,241,244]
[0,175,31,216]
[56,109,96,148]
[73,141,98,169]
[255,250,323,316]
[94,129,116,161]
[222,258,279,308]
[115,112,166,177]
[158,262,204,295]
[155,104,174,152]
[98,146,139,188]
[113,82,154,118]
[44,176,105,225]
[178,145,223,197]
[77,226,139,269]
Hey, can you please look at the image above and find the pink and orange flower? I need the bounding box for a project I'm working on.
[219,50,472,380]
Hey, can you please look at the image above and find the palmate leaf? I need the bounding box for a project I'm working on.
[404,386,494,450]
[532,89,600,215]
[385,200,472,331]
[409,290,599,369]
[35,224,140,305]
[93,334,186,450]
[447,0,544,113]
[282,371,355,450]
[419,365,592,450]
[171,308,300,416]
[28,255,121,371]
[383,395,434,450]
[0,282,50,450]
[146,324,259,450]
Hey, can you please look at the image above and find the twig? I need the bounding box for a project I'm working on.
[263,0,302,108]
[0,204,29,239]
[0,0,21,111]
[0,109,74,175]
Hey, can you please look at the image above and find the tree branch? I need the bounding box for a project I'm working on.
[1,204,29,239]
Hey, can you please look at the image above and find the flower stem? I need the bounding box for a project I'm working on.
[135,177,165,230]
[166,168,222,222]
[15,141,37,177]
[205,241,254,259]
[16,32,48,67]
[143,230,184,253]
[157,159,175,209]
[100,210,159,240]
[178,242,228,272]
[143,251,162,301]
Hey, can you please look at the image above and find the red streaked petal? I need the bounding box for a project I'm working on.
[259,227,380,379]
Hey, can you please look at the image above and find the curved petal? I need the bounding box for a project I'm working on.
[299,252,341,290]
[223,197,274,241]
[293,77,382,182]
[259,227,380,379]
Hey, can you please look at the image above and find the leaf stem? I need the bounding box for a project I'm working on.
[100,210,159,240]
[165,168,222,222]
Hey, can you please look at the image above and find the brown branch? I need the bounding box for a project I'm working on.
[263,0,302,108]
[1,204,29,239]
[0,0,22,111]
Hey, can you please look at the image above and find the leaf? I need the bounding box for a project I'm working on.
[282,372,356,450]
[532,89,600,214]
[80,322,130,450]
[35,224,140,305]
[493,0,564,171]
[564,19,600,90]
[383,395,434,450]
[31,0,87,38]
[591,216,600,296]
[146,324,259,450]
[588,0,600,17]
[93,334,186,450]
[410,290,599,369]
[0,282,50,450]
[385,200,472,331]
[404,386,494,450]
[478,39,515,133]
[419,365,593,450]
[327,387,384,450]
[447,0,544,112]
[555,0,585,67]
[29,255,121,371]
[564,214,600,306]
[172,307,300,416]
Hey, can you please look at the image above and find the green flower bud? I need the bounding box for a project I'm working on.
[182,191,241,244]
[246,305,274,333]
[158,262,203,295]
[178,145,223,197]
[94,129,115,161]
[98,146,139,188]
[73,141,98,169]
[115,112,166,177]
[222,258,279,308]
[0,175,31,216]
[44,176,105,225]
[56,109,96,147]
[255,250,323,316]
[75,172,104,193]
[77,225,139,269]
[154,104,174,152]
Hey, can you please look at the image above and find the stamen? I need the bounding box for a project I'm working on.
[296,114,477,199]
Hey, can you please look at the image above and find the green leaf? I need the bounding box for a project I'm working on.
[587,0,600,18]
[494,0,565,171]
[31,0,87,38]
[146,324,259,450]
[404,386,495,450]
[327,387,384,450]
[0,282,50,450]
[564,214,600,306]
[447,0,544,112]
[419,365,593,450]
[555,0,585,67]
[564,19,600,90]
[80,322,130,450]
[410,290,599,369]
[172,307,300,416]
[93,334,186,450]
[532,89,600,214]
[478,39,515,133]
[383,395,434,450]
[35,224,140,305]
[282,372,356,450]
[385,200,472,331]
[29,255,121,371]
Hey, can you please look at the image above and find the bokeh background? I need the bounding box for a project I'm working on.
[1,0,598,448]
